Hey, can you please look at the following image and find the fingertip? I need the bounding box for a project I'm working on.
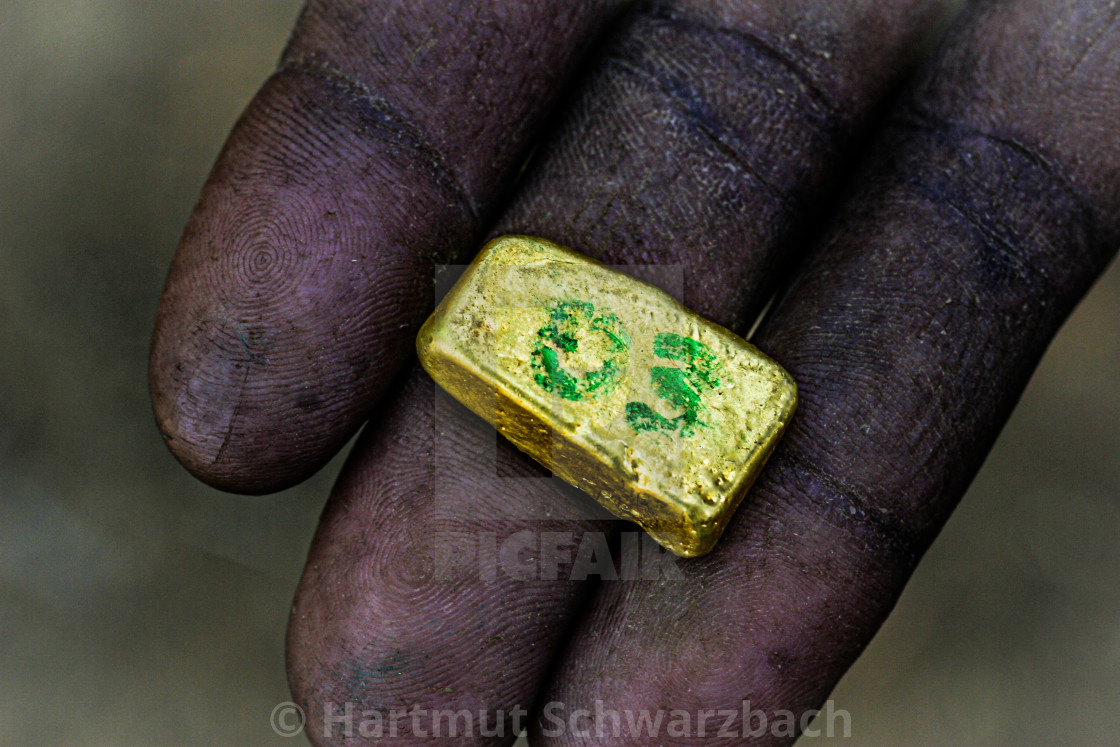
[149,67,474,493]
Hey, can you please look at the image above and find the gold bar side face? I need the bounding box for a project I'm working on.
[416,236,797,557]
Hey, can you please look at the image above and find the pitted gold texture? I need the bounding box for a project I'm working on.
[417,235,797,557]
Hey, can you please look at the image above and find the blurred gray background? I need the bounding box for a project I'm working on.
[1,1,1118,745]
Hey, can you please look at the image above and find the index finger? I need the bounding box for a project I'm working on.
[149,0,619,493]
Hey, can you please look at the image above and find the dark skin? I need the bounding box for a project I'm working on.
[150,0,1120,744]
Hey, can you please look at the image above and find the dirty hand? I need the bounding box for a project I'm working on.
[150,1,1120,744]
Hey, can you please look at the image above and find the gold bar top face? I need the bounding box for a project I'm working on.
[417,236,797,557]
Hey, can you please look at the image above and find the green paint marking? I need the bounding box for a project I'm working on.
[624,401,676,433]
[652,332,721,390]
[626,332,721,438]
[529,297,722,436]
[531,299,630,401]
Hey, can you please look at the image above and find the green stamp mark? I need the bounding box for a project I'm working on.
[531,299,630,401]
[530,298,721,437]
[626,332,721,438]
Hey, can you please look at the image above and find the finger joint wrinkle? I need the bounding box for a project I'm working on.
[277,53,479,221]
[767,451,925,571]
[604,3,843,216]
[1066,3,1120,78]
[888,105,1103,293]
[606,54,803,216]
[638,2,837,121]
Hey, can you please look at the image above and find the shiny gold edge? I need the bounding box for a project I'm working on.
[416,338,701,552]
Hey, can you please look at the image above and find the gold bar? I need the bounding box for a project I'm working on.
[417,236,797,557]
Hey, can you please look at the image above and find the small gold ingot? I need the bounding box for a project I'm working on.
[417,236,797,557]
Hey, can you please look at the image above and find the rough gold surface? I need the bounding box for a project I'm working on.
[417,235,797,557]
